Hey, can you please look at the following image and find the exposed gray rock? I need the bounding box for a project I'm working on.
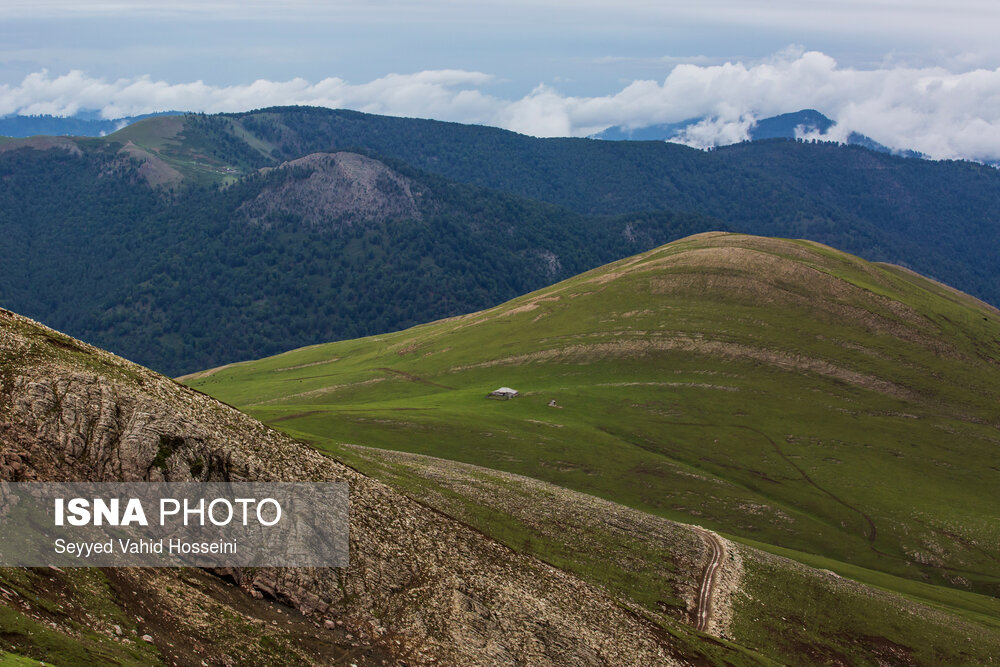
[0,308,678,665]
[239,152,423,229]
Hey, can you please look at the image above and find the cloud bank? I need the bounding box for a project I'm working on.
[5,50,1000,161]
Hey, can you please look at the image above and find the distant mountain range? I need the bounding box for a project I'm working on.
[2,106,999,376]
[0,111,183,137]
[0,108,920,160]
[592,108,925,158]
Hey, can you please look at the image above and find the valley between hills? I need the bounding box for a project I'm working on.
[1,108,1000,665]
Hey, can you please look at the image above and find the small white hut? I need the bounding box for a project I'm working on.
[487,387,519,400]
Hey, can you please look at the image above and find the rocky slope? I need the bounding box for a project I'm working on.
[0,307,691,665]
[329,443,1000,666]
[239,152,423,229]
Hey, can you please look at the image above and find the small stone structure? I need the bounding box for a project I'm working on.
[487,387,519,400]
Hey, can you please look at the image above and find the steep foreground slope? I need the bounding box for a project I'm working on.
[0,307,723,665]
[187,233,1000,605]
[332,444,1000,665]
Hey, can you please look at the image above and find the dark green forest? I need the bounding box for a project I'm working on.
[221,107,1000,300]
[1,107,998,375]
[0,144,720,374]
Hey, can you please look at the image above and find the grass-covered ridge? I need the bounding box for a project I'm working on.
[186,232,1000,601]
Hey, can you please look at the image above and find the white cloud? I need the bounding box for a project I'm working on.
[673,115,757,149]
[0,69,501,125]
[6,51,1000,161]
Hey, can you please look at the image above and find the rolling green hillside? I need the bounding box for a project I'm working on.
[331,444,1000,665]
[186,233,1000,603]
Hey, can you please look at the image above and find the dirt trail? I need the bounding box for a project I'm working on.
[692,528,725,632]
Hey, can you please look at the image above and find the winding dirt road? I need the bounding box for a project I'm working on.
[693,528,725,632]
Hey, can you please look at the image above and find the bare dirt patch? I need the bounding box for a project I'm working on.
[238,152,422,228]
[599,381,739,392]
[249,377,387,405]
[119,141,183,187]
[175,360,251,382]
[374,367,454,389]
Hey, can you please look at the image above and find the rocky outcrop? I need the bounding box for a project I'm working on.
[239,152,423,229]
[0,308,679,665]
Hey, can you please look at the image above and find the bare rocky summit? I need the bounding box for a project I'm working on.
[0,307,680,665]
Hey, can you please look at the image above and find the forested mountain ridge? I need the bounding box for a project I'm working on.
[0,142,717,375]
[1,106,999,375]
[107,107,1000,302]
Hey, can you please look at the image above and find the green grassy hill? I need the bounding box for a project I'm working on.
[186,232,1000,604]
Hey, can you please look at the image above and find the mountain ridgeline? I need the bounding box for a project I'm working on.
[0,111,186,138]
[1,106,999,375]
[592,109,923,157]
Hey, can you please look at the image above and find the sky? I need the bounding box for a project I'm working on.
[2,1,1000,159]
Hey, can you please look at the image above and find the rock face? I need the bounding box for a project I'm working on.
[0,308,678,665]
[239,152,423,229]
